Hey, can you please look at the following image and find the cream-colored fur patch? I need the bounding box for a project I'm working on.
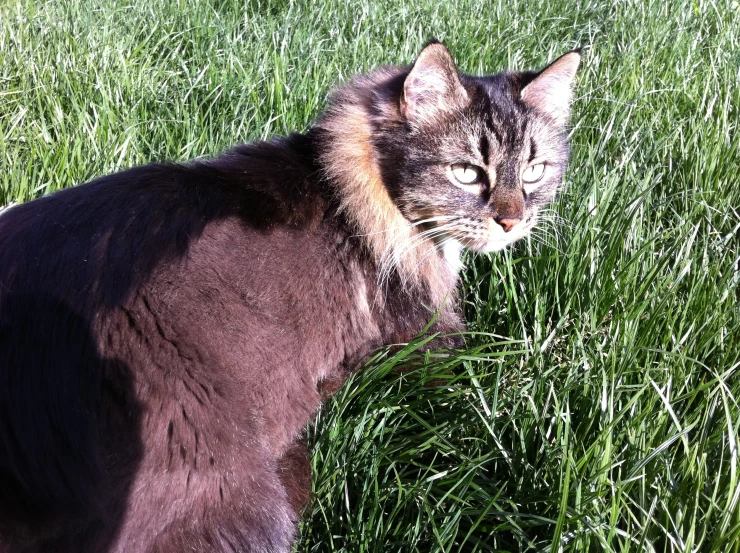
[317,69,459,308]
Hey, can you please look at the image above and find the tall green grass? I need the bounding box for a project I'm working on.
[2,0,738,551]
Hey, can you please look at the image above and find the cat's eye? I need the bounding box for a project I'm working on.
[449,164,483,189]
[522,163,546,184]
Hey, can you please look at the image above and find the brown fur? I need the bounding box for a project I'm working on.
[0,43,579,552]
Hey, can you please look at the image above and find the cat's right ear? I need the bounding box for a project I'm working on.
[401,41,469,126]
[521,50,581,126]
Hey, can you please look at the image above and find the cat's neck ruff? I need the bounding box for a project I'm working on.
[317,69,460,307]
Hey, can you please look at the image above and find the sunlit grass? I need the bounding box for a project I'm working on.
[2,0,739,551]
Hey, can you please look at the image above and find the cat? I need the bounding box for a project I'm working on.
[0,41,580,552]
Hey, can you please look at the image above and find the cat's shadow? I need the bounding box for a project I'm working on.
[0,292,143,552]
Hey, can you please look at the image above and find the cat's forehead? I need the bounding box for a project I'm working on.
[452,73,561,159]
[407,71,563,165]
[469,74,531,143]
[424,74,525,162]
[472,73,523,110]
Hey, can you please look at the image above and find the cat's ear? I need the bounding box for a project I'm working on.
[521,50,581,125]
[400,41,469,125]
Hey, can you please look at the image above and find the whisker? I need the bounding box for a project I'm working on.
[536,220,567,246]
[411,235,457,273]
[350,215,456,238]
[377,222,459,285]
[528,228,564,254]
[388,222,458,257]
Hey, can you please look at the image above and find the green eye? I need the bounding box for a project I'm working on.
[450,164,482,186]
[522,163,546,184]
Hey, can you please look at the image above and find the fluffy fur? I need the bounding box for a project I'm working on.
[0,43,579,552]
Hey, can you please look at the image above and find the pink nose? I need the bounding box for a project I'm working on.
[496,217,521,232]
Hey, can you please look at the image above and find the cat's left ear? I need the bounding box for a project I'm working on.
[521,50,581,125]
[401,41,469,125]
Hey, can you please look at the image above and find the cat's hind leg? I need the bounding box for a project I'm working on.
[148,505,296,553]
[142,469,297,553]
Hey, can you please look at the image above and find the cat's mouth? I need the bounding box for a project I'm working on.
[477,215,536,252]
[424,213,537,254]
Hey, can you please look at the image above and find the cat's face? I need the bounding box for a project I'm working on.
[391,43,580,253]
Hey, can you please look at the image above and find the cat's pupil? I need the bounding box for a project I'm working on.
[451,164,480,185]
[522,163,546,183]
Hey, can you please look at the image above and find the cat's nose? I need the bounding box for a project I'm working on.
[495,217,521,232]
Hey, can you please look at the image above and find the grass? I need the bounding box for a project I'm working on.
[1,0,739,551]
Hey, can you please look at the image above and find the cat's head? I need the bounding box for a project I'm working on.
[318,43,580,293]
[379,41,581,253]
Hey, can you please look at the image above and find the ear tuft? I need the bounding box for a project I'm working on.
[400,42,469,125]
[521,50,581,125]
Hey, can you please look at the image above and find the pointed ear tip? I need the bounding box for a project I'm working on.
[419,40,452,58]
[551,50,582,78]
[412,41,456,70]
[564,49,583,67]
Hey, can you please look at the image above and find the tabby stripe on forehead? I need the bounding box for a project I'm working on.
[485,113,503,146]
[516,118,529,150]
[529,138,537,162]
[480,96,502,146]
[479,134,490,165]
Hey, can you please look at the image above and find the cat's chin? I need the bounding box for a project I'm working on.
[468,236,506,253]
[477,231,531,253]
[477,240,514,253]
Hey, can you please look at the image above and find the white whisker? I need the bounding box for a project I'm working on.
[377,220,460,286]
[350,215,456,238]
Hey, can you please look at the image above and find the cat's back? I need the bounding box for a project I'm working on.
[0,133,325,307]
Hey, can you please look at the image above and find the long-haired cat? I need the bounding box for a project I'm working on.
[0,41,580,552]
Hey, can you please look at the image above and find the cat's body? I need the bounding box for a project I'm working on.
[0,135,457,552]
[0,43,579,552]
